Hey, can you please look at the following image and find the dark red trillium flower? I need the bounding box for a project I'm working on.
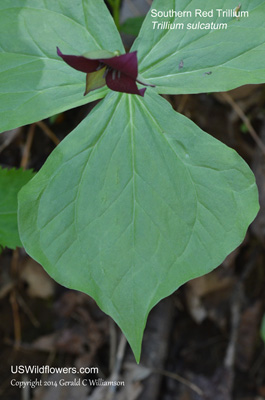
[57,47,154,97]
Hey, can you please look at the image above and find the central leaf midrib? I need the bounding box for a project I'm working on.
[0,5,103,51]
[135,95,198,230]
[74,94,123,248]
[128,96,136,249]
[140,37,264,79]
[128,94,138,343]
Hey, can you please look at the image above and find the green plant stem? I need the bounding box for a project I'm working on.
[107,0,121,30]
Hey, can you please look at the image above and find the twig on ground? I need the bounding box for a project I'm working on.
[177,94,190,114]
[10,248,19,278]
[0,128,21,154]
[151,367,204,396]
[0,281,14,299]
[20,123,36,169]
[9,290,21,349]
[16,292,40,328]
[36,120,60,146]
[223,254,259,395]
[8,249,22,349]
[107,334,127,400]
[109,319,117,372]
[221,91,265,156]
[224,283,242,370]
[137,298,174,400]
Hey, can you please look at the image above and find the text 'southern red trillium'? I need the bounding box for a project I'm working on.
[57,47,154,97]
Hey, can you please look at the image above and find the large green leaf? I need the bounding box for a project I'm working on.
[18,91,259,361]
[134,0,265,93]
[0,0,124,133]
[0,167,35,249]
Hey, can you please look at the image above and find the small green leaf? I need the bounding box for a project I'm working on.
[85,68,107,95]
[120,16,145,36]
[18,91,259,361]
[0,167,35,249]
[0,0,124,133]
[133,0,265,94]
[240,123,248,134]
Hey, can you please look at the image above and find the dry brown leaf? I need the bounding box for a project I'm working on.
[32,332,57,352]
[214,85,261,102]
[33,328,87,354]
[186,269,235,324]
[20,258,55,298]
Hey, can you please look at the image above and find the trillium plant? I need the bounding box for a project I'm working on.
[1,0,264,362]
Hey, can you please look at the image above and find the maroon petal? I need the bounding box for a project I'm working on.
[101,51,138,80]
[105,69,146,97]
[57,47,102,73]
